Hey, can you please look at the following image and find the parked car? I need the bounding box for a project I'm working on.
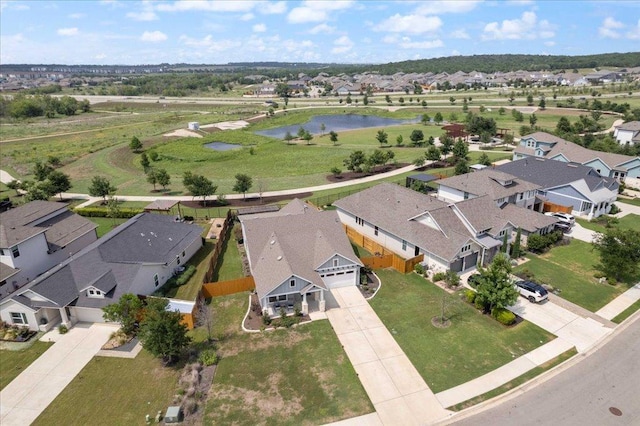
[545,212,575,226]
[467,274,482,288]
[515,280,549,303]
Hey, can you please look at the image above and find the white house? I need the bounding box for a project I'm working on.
[0,201,97,298]
[241,199,362,316]
[0,213,202,331]
[613,121,640,146]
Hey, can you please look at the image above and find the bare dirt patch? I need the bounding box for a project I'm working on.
[163,129,203,138]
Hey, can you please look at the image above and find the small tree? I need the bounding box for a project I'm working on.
[474,253,519,313]
[343,150,367,173]
[396,135,404,146]
[501,232,509,253]
[454,159,469,175]
[140,152,150,171]
[6,179,21,196]
[440,135,454,160]
[410,129,424,146]
[106,194,121,226]
[376,130,388,146]
[195,299,214,342]
[283,131,295,144]
[147,168,159,191]
[233,173,253,199]
[526,93,534,106]
[33,161,54,181]
[425,146,441,162]
[320,123,326,136]
[434,112,444,125]
[593,228,640,282]
[47,170,72,200]
[452,139,469,162]
[478,152,492,166]
[129,136,143,152]
[329,131,339,145]
[498,107,506,115]
[89,176,116,203]
[529,113,538,127]
[512,228,522,258]
[302,130,314,145]
[155,168,170,190]
[138,298,191,365]
[421,114,430,125]
[330,166,342,177]
[102,293,143,335]
[183,172,217,206]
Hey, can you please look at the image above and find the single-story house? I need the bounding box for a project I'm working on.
[241,199,362,316]
[1,201,97,297]
[613,121,640,145]
[0,213,203,331]
[514,132,640,180]
[497,157,619,218]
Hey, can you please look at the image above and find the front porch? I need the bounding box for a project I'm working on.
[262,289,326,318]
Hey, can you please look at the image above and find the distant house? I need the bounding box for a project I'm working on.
[613,121,640,145]
[0,213,202,331]
[514,132,640,180]
[498,158,619,219]
[241,199,362,316]
[436,169,540,210]
[0,201,97,297]
[334,183,556,274]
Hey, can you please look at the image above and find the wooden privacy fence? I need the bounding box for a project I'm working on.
[542,201,572,214]
[360,254,393,269]
[202,276,255,298]
[203,210,235,283]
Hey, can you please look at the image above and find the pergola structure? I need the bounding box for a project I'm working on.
[144,199,182,217]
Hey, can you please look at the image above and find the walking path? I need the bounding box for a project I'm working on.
[0,323,117,426]
[596,283,640,320]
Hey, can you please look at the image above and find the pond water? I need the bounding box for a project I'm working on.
[255,114,420,140]
[204,141,242,151]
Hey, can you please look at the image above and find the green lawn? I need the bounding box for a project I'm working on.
[369,269,555,393]
[577,214,640,234]
[612,299,640,324]
[351,242,372,258]
[34,350,181,426]
[514,240,631,311]
[0,341,53,391]
[211,226,244,282]
[173,240,215,300]
[617,197,640,207]
[192,294,373,425]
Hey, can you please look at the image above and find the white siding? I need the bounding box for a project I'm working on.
[437,185,467,203]
[0,300,39,331]
[2,234,50,287]
[70,307,105,323]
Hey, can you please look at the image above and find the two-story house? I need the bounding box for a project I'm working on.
[613,121,640,146]
[0,201,97,298]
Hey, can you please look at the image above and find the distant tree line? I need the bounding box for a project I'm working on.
[0,93,90,119]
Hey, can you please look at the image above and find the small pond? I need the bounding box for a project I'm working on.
[204,141,242,151]
[255,114,420,139]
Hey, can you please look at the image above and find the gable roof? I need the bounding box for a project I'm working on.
[436,168,540,200]
[241,202,361,301]
[3,213,202,309]
[617,121,640,132]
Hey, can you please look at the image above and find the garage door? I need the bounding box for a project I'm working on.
[463,251,479,271]
[71,307,106,323]
[450,258,463,272]
[322,270,357,289]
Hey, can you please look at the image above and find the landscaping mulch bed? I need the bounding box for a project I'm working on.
[326,163,409,183]
[358,271,380,299]
[181,192,313,209]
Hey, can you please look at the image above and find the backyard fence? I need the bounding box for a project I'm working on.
[202,276,255,298]
[360,254,393,269]
[542,201,573,214]
[203,210,236,283]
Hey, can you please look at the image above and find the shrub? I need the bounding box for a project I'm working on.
[593,271,606,279]
[527,231,562,253]
[474,297,487,311]
[492,307,516,325]
[465,289,476,304]
[432,272,447,282]
[176,265,196,286]
[414,263,425,275]
[58,324,68,334]
[74,206,143,218]
[198,349,219,366]
[609,204,620,215]
[183,215,194,222]
[262,314,272,326]
[516,268,536,281]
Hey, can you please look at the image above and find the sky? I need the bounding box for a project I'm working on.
[1,0,640,65]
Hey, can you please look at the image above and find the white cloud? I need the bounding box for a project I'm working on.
[252,23,267,33]
[241,13,254,21]
[599,17,624,39]
[157,1,258,13]
[309,23,336,34]
[95,53,107,60]
[627,19,640,39]
[57,27,79,36]
[414,1,481,15]
[375,14,442,34]
[382,34,398,44]
[178,34,242,51]
[451,49,461,56]
[259,1,287,14]
[1,1,30,11]
[544,41,556,46]
[141,31,167,42]
[482,11,555,40]
[450,29,470,39]
[127,10,158,21]
[68,12,85,19]
[287,0,354,23]
[398,38,444,49]
[331,35,353,54]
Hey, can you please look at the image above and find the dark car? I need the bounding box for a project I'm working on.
[515,280,549,303]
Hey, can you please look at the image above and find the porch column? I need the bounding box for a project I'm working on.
[59,307,72,328]
[302,293,309,315]
[588,203,595,219]
[319,290,326,312]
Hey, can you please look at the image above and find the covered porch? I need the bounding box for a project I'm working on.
[263,287,326,318]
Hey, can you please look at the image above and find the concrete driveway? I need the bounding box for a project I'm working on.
[326,286,451,426]
[0,323,117,426]
[508,299,612,352]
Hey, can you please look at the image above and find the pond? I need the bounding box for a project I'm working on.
[204,141,242,151]
[255,114,420,139]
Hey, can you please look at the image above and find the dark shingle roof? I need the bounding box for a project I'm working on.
[437,169,540,200]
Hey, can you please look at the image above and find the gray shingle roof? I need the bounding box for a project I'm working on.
[437,169,540,201]
[241,202,361,302]
[617,121,640,131]
[0,262,19,282]
[499,204,558,233]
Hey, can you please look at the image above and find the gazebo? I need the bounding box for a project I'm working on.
[144,199,182,217]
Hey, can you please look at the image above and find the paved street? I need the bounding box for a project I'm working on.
[449,313,640,426]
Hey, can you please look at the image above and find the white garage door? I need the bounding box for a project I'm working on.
[322,270,357,289]
[72,307,106,323]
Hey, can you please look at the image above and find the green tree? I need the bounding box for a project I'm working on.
[526,93,534,105]
[556,116,573,134]
[452,139,469,161]
[385,95,392,104]
[138,298,191,365]
[368,149,387,167]
[440,134,454,159]
[329,130,339,145]
[283,131,295,144]
[498,107,506,115]
[363,95,369,106]
[474,253,519,313]
[140,152,150,171]
[410,129,424,146]
[529,113,538,126]
[233,173,253,199]
[33,161,54,181]
[593,228,640,282]
[421,114,430,125]
[434,112,444,125]
[512,109,524,122]
[478,152,492,166]
[155,168,170,190]
[376,130,388,146]
[102,293,143,336]
[343,150,367,173]
[538,98,546,110]
[106,194,121,226]
[320,123,326,136]
[89,176,116,203]
[396,135,404,146]
[330,166,342,177]
[454,159,470,175]
[425,146,441,162]
[183,172,217,206]
[449,96,456,105]
[146,168,159,191]
[129,136,143,152]
[302,130,314,145]
[512,228,522,258]
[47,170,72,200]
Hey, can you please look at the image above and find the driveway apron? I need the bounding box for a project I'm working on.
[0,323,116,426]
[327,286,451,426]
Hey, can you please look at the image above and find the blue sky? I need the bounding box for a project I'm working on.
[1,1,639,65]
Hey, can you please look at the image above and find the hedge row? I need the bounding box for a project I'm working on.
[74,207,144,218]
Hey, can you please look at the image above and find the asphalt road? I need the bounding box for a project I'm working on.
[451,315,640,426]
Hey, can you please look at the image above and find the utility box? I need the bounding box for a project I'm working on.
[164,406,182,423]
[188,122,199,131]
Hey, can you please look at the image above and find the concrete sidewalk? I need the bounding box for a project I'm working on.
[596,283,640,320]
[0,323,116,426]
[326,286,451,426]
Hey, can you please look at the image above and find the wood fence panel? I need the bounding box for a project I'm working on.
[542,202,572,214]
[202,276,255,298]
[360,255,393,269]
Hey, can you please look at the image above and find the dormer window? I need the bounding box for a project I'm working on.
[87,288,103,298]
[461,244,471,253]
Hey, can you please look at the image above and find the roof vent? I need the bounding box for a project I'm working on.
[276,255,282,261]
[270,240,275,245]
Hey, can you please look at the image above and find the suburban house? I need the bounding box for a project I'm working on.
[613,121,640,145]
[0,201,97,298]
[513,132,640,180]
[334,183,555,274]
[436,169,540,210]
[241,199,362,316]
[0,213,202,331]
[497,158,619,218]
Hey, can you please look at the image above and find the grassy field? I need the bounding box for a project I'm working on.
[172,240,215,300]
[617,197,640,207]
[210,225,244,282]
[577,214,640,234]
[192,293,373,425]
[612,299,640,324]
[34,350,181,426]
[369,269,554,393]
[0,341,53,391]
[514,240,633,311]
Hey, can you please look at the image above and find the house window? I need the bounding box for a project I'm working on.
[414,246,420,257]
[11,246,20,258]
[0,248,8,256]
[154,274,159,287]
[464,192,469,200]
[176,256,181,265]
[278,295,287,301]
[333,258,339,267]
[461,244,471,253]
[10,312,27,325]
[402,240,407,251]
[499,229,507,237]
[374,226,379,236]
[182,250,186,258]
[355,216,364,226]
[89,289,95,295]
[518,193,523,201]
[268,296,277,303]
[290,279,296,288]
